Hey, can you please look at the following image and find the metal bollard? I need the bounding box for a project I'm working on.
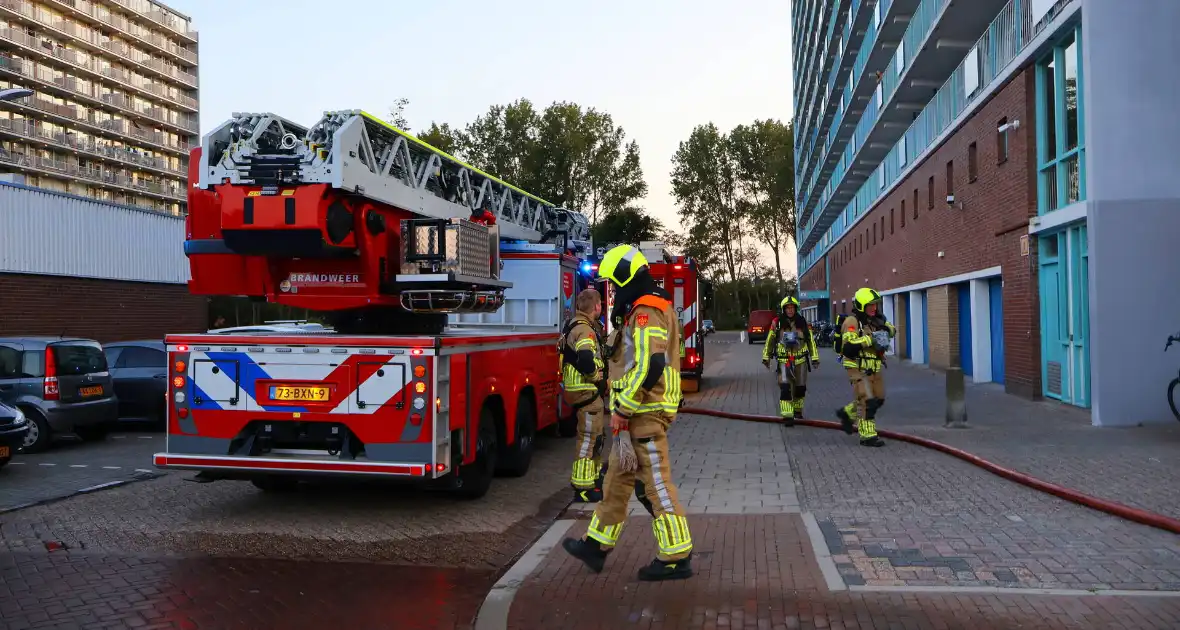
[945,367,969,428]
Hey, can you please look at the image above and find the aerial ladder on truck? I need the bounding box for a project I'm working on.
[157,110,594,498]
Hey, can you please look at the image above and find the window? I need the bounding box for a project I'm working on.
[872,223,877,245]
[899,135,908,167]
[880,216,885,240]
[890,207,895,234]
[117,346,165,369]
[896,41,906,75]
[964,45,981,96]
[968,142,978,182]
[875,83,883,107]
[0,346,19,379]
[946,161,955,196]
[913,189,919,218]
[927,177,934,209]
[997,117,1009,164]
[901,199,907,227]
[1036,27,1085,213]
[879,168,885,190]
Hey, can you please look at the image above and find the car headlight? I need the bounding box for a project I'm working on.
[12,409,25,426]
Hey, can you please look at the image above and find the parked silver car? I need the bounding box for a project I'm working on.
[0,337,119,452]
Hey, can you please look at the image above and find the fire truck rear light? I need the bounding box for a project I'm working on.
[410,413,422,426]
[178,408,189,419]
[177,345,189,352]
[413,365,426,378]
[437,463,446,472]
[424,464,433,473]
[414,382,426,394]
[174,391,186,404]
[411,349,424,356]
[674,264,682,270]
[172,376,185,388]
[174,361,186,373]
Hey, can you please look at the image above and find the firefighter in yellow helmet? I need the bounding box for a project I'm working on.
[562,244,693,582]
[835,288,895,447]
[762,296,819,424]
[561,287,609,503]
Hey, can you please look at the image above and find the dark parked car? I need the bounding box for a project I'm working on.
[0,337,118,452]
[0,400,30,469]
[702,319,716,335]
[103,340,168,426]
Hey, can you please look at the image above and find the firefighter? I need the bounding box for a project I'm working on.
[835,288,895,447]
[562,288,609,502]
[762,296,819,424]
[562,244,693,582]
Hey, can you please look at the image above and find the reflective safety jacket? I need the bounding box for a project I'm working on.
[839,314,896,372]
[561,314,605,405]
[607,295,682,419]
[763,314,818,364]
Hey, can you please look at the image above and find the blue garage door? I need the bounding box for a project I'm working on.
[901,293,911,359]
[957,283,973,376]
[990,278,1005,384]
[921,290,929,364]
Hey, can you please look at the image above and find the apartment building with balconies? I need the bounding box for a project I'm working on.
[791,0,1180,427]
[0,0,196,215]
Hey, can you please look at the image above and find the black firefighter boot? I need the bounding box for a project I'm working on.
[573,486,603,502]
[638,555,694,581]
[562,538,610,573]
[835,406,857,435]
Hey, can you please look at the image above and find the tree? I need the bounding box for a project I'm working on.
[729,119,795,285]
[591,207,664,246]
[670,123,746,300]
[422,99,649,224]
[387,97,411,131]
[417,122,461,155]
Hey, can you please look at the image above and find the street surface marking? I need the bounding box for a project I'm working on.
[9,461,24,465]
[474,519,575,630]
[69,464,88,468]
[802,512,847,592]
[134,469,154,474]
[102,466,122,470]
[77,480,128,493]
[137,436,154,439]
[39,463,55,466]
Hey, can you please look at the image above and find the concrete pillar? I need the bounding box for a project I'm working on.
[1083,0,1180,425]
[882,294,897,356]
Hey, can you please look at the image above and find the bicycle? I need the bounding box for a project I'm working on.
[1166,334,1180,421]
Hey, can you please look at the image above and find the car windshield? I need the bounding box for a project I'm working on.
[51,342,108,375]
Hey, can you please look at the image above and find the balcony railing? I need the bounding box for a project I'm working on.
[799,0,1078,273]
[0,45,198,136]
[0,0,197,87]
[0,145,184,199]
[106,0,197,43]
[43,0,196,65]
[0,115,185,176]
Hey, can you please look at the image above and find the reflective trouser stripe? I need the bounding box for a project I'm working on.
[652,513,693,556]
[859,419,878,439]
[587,512,624,546]
[571,457,598,489]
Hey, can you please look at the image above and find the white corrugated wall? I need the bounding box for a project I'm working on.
[0,183,189,284]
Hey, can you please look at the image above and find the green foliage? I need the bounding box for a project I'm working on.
[386,97,411,132]
[412,98,648,225]
[670,120,798,328]
[591,207,663,246]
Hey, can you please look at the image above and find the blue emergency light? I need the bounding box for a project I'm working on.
[580,261,596,275]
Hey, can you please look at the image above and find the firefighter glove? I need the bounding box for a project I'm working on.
[614,430,639,473]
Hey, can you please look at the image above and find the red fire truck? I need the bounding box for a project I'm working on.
[154,111,593,499]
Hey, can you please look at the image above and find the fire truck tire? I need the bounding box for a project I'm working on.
[497,392,536,478]
[250,476,299,493]
[454,407,498,500]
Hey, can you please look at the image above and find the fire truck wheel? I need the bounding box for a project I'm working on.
[454,407,498,500]
[497,393,536,478]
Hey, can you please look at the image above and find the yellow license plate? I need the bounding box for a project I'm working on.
[270,385,330,401]
[79,386,104,397]
[0,446,8,458]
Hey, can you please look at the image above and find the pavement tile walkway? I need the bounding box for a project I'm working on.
[502,332,1180,629]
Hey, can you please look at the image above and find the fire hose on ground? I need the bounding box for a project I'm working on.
[679,406,1180,537]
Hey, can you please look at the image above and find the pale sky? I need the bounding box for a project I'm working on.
[168,0,796,273]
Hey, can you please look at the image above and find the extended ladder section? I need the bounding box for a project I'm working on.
[198,110,592,251]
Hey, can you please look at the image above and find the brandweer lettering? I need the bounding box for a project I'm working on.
[289,273,361,284]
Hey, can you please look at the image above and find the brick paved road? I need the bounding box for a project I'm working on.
[0,551,492,630]
[0,431,162,513]
[686,334,1180,591]
[509,515,1180,630]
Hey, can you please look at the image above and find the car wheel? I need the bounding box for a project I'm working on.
[19,408,52,453]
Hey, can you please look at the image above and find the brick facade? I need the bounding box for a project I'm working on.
[0,273,208,343]
[799,66,1042,398]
